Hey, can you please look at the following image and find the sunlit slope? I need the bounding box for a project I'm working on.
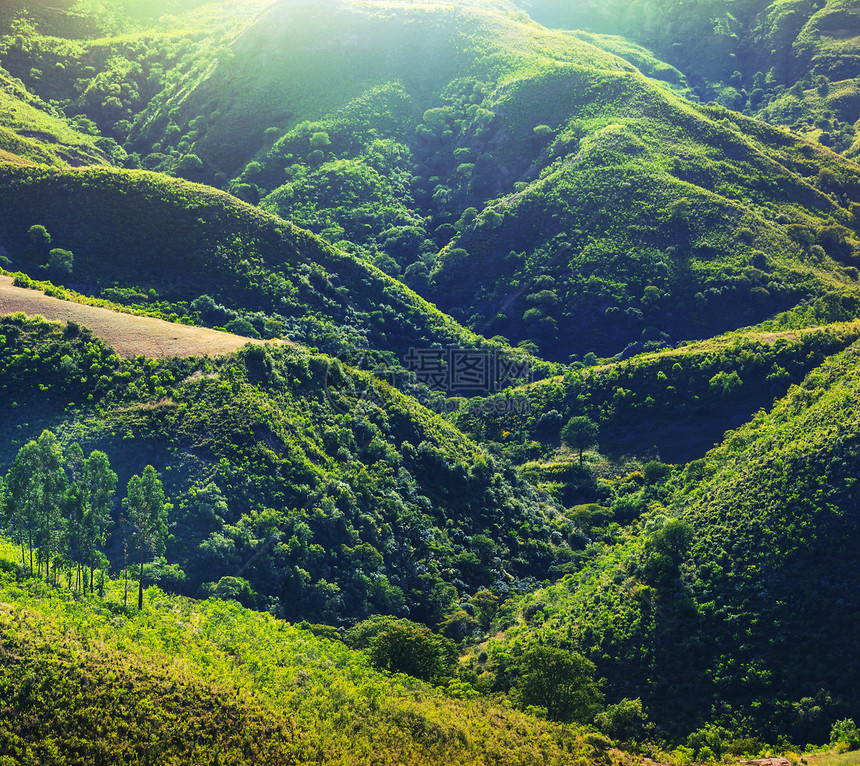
[159,0,635,176]
[0,66,107,166]
[155,0,860,359]
[4,0,860,361]
[429,77,860,358]
[486,337,860,741]
[0,162,523,358]
[0,546,593,765]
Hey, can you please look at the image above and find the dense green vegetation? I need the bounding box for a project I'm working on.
[516,0,860,156]
[1,0,860,755]
[0,162,544,372]
[480,336,860,744]
[0,541,593,764]
[453,318,860,463]
[0,313,571,626]
[3,0,859,361]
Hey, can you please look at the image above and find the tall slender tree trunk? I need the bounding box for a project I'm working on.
[138,555,144,611]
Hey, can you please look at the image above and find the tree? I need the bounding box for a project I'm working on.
[124,466,170,610]
[595,697,654,744]
[309,130,331,150]
[29,432,67,580]
[47,248,74,278]
[81,451,117,593]
[561,415,599,465]
[516,645,603,723]
[27,224,51,247]
[367,619,457,683]
[4,440,41,571]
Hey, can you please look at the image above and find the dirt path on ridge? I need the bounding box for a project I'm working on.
[0,275,287,358]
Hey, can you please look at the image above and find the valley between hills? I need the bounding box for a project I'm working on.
[0,0,859,762]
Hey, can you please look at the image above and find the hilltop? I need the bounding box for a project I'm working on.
[1,0,858,361]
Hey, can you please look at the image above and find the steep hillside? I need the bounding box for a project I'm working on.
[479,337,860,743]
[4,0,859,362]
[0,544,594,765]
[0,161,540,369]
[0,313,569,625]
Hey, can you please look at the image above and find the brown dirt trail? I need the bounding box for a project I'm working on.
[0,275,287,358]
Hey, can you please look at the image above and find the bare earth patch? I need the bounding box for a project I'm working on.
[0,275,286,358]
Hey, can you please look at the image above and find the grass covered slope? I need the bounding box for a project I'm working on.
[482,338,860,742]
[6,0,860,361]
[0,66,107,167]
[0,313,568,625]
[429,78,860,358]
[0,545,592,765]
[0,161,535,361]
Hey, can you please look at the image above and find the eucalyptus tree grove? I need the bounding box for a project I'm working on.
[2,430,169,606]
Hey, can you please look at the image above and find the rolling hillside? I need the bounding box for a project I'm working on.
[0,161,541,372]
[480,337,860,742]
[2,0,859,361]
[0,541,594,765]
[2,0,860,753]
[0,313,568,625]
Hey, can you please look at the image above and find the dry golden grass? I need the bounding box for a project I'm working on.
[0,274,287,358]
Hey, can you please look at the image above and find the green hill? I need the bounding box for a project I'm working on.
[453,316,860,465]
[2,0,860,753]
[0,161,543,367]
[0,66,107,167]
[0,540,593,765]
[0,313,569,625]
[4,0,860,361]
[477,336,860,744]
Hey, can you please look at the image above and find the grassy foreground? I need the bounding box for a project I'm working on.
[0,537,592,765]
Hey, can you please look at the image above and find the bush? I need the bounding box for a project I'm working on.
[831,718,860,750]
[368,619,458,683]
[595,697,653,744]
[515,646,603,723]
[47,248,74,277]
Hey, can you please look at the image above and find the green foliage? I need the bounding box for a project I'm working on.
[367,619,458,684]
[46,246,73,277]
[0,315,567,625]
[594,697,654,745]
[514,646,603,724]
[123,465,170,610]
[455,322,860,464]
[832,719,860,750]
[488,338,860,742]
[561,416,599,465]
[0,548,595,765]
[5,0,859,363]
